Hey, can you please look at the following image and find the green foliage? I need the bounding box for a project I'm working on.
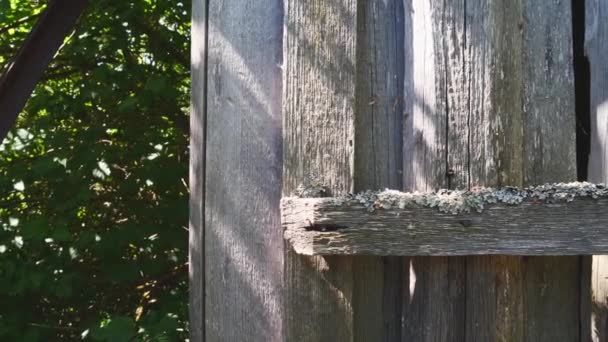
[0,0,190,340]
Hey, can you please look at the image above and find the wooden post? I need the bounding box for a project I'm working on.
[189,1,207,340]
[586,0,608,340]
[403,0,584,340]
[191,0,284,340]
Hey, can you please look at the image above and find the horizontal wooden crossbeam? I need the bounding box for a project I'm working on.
[281,182,608,256]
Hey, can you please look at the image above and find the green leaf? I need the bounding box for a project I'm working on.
[51,225,71,242]
[0,0,190,339]
[91,316,136,342]
[144,76,169,94]
[117,96,137,114]
[20,216,48,240]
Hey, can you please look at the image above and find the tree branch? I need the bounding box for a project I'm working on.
[0,13,42,36]
[0,0,90,141]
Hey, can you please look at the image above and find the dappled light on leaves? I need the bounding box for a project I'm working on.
[0,0,190,340]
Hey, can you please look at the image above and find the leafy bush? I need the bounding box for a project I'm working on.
[0,0,190,340]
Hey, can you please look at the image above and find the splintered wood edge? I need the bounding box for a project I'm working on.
[281,183,608,256]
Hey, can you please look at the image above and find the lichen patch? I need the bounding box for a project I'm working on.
[295,181,608,214]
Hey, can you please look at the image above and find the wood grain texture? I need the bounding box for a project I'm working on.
[352,0,404,340]
[463,1,581,340]
[464,3,525,338]
[519,5,582,341]
[402,1,465,340]
[189,0,207,339]
[586,1,608,340]
[282,196,608,255]
[202,1,284,341]
[403,0,582,340]
[592,256,608,342]
[283,1,357,340]
[587,0,608,183]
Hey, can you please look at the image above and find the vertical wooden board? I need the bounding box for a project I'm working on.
[466,1,581,340]
[405,0,583,340]
[586,1,608,340]
[352,0,404,340]
[283,0,357,194]
[403,257,466,341]
[466,0,497,187]
[203,1,284,341]
[465,256,524,341]
[443,0,469,190]
[464,3,527,337]
[592,256,608,342]
[467,0,525,188]
[465,1,582,340]
[403,0,448,193]
[524,257,580,341]
[587,0,608,183]
[522,1,576,185]
[283,0,357,340]
[354,0,404,191]
[189,0,207,340]
[582,256,593,342]
[403,2,466,341]
[520,3,581,341]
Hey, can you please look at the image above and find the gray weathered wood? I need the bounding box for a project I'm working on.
[592,256,608,342]
[200,1,284,341]
[509,3,582,341]
[282,195,608,255]
[403,0,583,340]
[189,0,207,339]
[352,0,404,340]
[283,0,357,340]
[587,0,608,183]
[586,0,608,340]
[402,1,465,339]
[465,2,526,338]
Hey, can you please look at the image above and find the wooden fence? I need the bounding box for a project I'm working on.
[191,0,608,340]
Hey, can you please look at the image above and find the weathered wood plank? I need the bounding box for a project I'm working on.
[582,256,593,342]
[587,0,608,183]
[189,0,207,339]
[352,0,404,340]
[464,1,583,339]
[592,256,608,342]
[403,0,447,192]
[283,0,357,340]
[403,256,465,341]
[464,1,526,338]
[202,1,284,341]
[403,0,583,340]
[586,0,608,340]
[282,193,608,256]
[524,256,580,341]
[519,4,581,341]
[402,1,465,340]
